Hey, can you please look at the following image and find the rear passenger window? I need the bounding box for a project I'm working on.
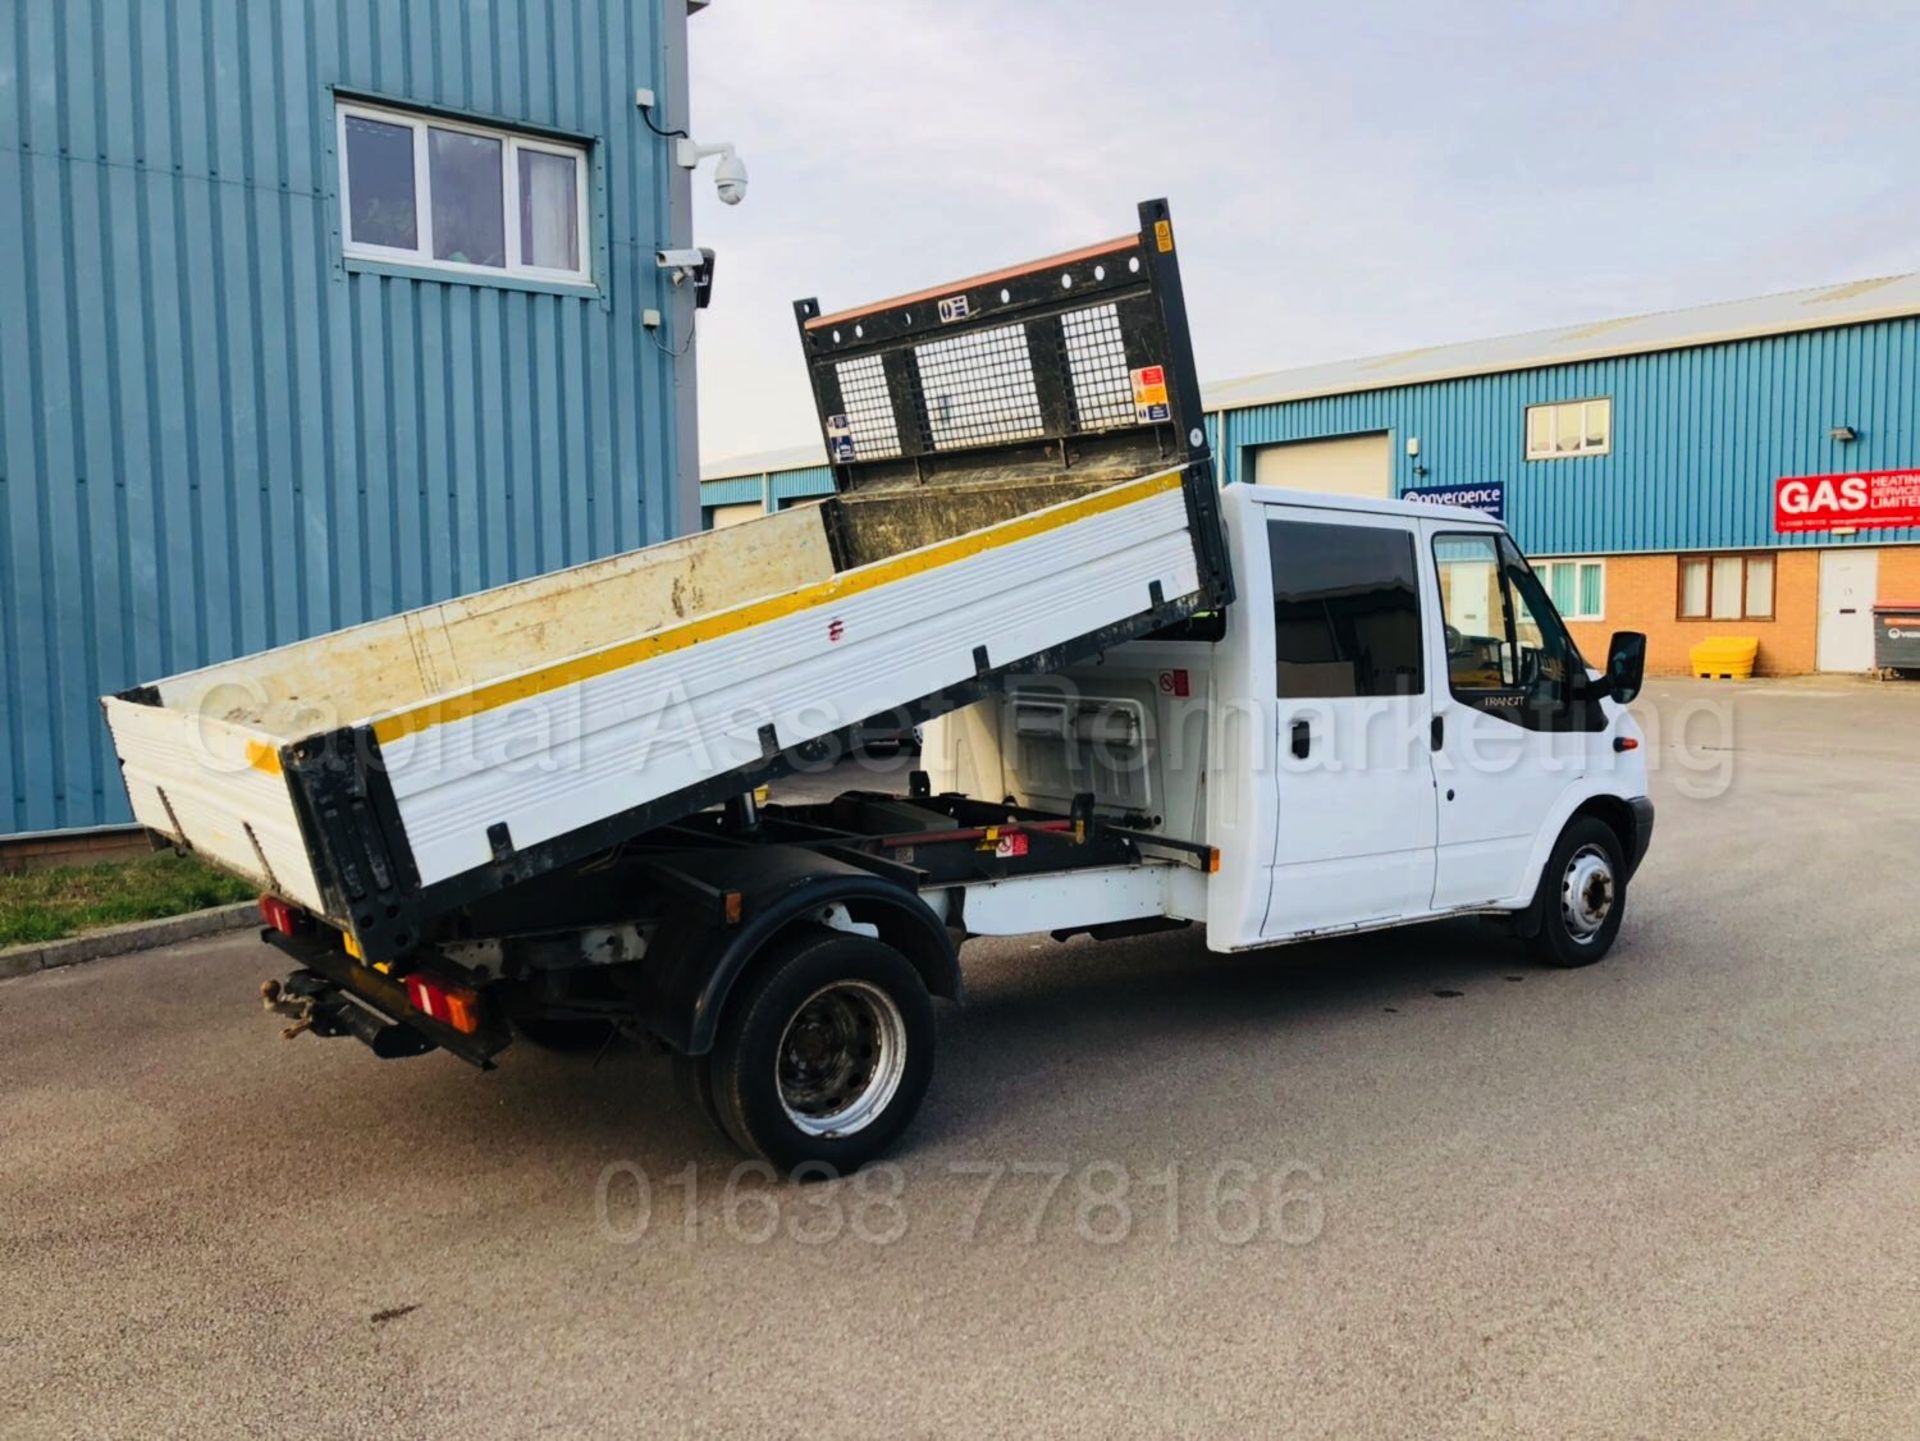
[1267,520,1425,698]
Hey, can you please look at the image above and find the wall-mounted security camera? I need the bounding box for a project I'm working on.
[676,138,748,206]
[656,247,717,308]
[636,87,748,205]
[712,149,747,206]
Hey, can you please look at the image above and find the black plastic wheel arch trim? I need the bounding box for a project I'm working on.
[631,855,960,1058]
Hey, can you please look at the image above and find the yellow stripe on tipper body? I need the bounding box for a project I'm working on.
[369,467,1186,745]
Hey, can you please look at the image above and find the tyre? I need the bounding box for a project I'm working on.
[671,1051,737,1148]
[512,1015,618,1052]
[1528,816,1627,967]
[708,924,935,1173]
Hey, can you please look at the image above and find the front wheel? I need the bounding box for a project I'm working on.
[707,925,936,1173]
[1528,816,1627,967]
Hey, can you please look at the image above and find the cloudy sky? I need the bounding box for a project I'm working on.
[685,0,1914,466]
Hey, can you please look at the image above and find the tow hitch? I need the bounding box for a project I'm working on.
[257,927,510,1069]
[261,973,436,1059]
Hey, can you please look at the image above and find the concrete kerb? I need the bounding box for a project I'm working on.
[0,902,259,981]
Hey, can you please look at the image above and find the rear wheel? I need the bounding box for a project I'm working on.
[671,1051,736,1147]
[708,925,935,1173]
[1529,816,1626,967]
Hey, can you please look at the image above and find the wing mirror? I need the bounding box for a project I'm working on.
[1602,631,1647,705]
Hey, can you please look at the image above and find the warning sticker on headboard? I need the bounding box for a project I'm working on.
[1131,365,1170,424]
[825,413,855,463]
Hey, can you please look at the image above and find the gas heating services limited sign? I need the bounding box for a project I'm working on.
[1774,469,1920,532]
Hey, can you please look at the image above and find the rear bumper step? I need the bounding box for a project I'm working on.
[259,929,509,1069]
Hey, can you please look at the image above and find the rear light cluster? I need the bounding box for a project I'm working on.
[258,894,305,935]
[404,973,483,1034]
[258,892,479,1035]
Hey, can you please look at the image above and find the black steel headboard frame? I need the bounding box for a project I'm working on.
[792,198,1233,607]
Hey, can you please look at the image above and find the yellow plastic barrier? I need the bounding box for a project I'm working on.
[1690,636,1759,679]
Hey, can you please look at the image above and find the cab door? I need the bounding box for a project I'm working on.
[1260,511,1438,938]
[1423,525,1602,909]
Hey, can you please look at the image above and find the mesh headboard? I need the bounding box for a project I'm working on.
[794,198,1212,495]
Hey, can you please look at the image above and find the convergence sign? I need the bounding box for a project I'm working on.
[1774,469,1920,532]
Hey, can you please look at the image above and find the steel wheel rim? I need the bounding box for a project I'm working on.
[775,979,908,1138]
[1560,842,1615,941]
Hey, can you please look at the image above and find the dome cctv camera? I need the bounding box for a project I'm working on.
[676,138,749,207]
[713,149,748,206]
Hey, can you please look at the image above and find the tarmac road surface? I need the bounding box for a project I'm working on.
[5,678,1919,1438]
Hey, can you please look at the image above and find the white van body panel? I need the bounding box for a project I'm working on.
[104,469,1206,917]
[925,484,1649,951]
[380,479,1200,886]
[101,697,326,912]
[1259,503,1438,939]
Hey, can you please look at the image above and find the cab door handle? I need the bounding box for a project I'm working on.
[1430,715,1444,751]
[1291,720,1311,760]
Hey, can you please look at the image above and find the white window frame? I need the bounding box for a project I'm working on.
[1525,397,1612,459]
[336,98,592,287]
[1536,557,1606,621]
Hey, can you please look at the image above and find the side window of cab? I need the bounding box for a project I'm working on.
[1431,531,1599,730]
[1267,519,1425,698]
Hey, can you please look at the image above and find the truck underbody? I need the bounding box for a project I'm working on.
[256,777,1214,1067]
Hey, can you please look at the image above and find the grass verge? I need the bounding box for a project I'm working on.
[0,853,255,947]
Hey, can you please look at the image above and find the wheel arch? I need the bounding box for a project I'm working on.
[1569,793,1637,876]
[1509,783,1643,936]
[636,849,960,1057]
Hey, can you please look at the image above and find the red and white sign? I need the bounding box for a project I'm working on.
[1774,469,1920,532]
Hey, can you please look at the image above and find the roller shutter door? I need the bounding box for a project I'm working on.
[1251,433,1391,498]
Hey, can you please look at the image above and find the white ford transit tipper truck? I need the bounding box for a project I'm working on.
[102,201,1652,1171]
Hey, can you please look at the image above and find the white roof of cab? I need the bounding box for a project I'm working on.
[703,271,1920,481]
[1234,485,1498,528]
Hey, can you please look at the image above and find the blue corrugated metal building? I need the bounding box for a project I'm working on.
[2,0,706,837]
[706,272,1920,676]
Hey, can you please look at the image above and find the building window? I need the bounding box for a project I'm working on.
[1537,559,1605,620]
[1525,398,1611,458]
[1678,553,1774,621]
[337,99,590,285]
